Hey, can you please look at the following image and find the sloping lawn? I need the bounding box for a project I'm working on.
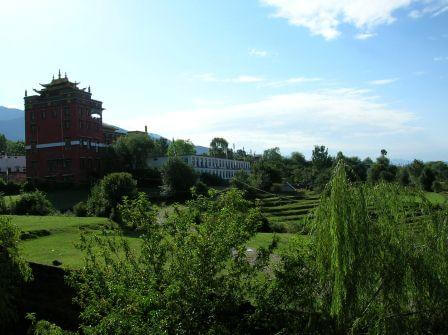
[10,215,297,269]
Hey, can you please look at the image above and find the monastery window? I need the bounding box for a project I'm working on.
[52,109,57,118]
[64,159,72,170]
[80,158,85,170]
[30,111,35,121]
[64,137,71,149]
[41,111,46,120]
[88,159,93,169]
[63,108,70,119]
[30,125,37,137]
[79,120,83,129]
[64,120,71,129]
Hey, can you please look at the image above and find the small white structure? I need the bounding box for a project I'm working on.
[0,154,26,174]
[147,155,250,180]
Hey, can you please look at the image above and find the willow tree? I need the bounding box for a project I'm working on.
[310,162,448,334]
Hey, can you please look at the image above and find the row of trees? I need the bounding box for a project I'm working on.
[0,133,25,155]
[234,145,447,194]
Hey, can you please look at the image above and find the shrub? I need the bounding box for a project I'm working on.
[86,172,138,218]
[0,193,6,214]
[21,181,36,193]
[73,201,88,217]
[191,181,209,197]
[160,158,197,198]
[199,172,227,187]
[432,180,443,193]
[0,180,21,196]
[420,166,436,191]
[0,217,32,332]
[13,191,54,215]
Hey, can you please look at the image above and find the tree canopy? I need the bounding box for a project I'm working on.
[167,139,196,157]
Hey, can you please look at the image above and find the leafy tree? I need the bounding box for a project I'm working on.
[309,162,448,333]
[263,147,283,165]
[86,172,138,218]
[161,158,197,198]
[69,189,265,334]
[408,159,425,183]
[153,137,169,156]
[6,140,25,155]
[112,133,155,170]
[398,168,411,186]
[367,151,397,184]
[233,148,247,161]
[167,139,196,157]
[209,137,229,158]
[312,145,333,170]
[290,151,307,166]
[420,166,436,191]
[0,216,32,332]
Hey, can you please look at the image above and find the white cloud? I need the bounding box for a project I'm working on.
[355,32,377,40]
[263,76,322,88]
[193,73,264,83]
[118,88,418,156]
[260,0,448,40]
[234,75,264,83]
[368,78,399,85]
[249,48,270,57]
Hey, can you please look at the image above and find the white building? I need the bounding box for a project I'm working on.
[0,155,26,180]
[147,155,250,180]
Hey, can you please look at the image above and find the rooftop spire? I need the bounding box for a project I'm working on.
[52,74,54,81]
[88,86,91,93]
[58,69,61,79]
[64,72,67,79]
[25,89,27,97]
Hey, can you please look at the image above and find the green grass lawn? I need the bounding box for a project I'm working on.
[425,192,448,205]
[9,214,298,269]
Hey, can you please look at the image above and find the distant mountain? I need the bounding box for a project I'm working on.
[0,106,24,141]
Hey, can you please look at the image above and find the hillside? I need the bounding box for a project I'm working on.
[0,106,24,140]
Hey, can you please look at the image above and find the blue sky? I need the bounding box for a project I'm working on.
[0,0,447,160]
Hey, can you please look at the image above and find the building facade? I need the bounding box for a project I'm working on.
[0,154,26,182]
[147,155,251,180]
[24,73,106,183]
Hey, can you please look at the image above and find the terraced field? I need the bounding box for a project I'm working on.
[257,191,321,233]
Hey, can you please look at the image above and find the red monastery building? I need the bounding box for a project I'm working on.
[24,72,110,184]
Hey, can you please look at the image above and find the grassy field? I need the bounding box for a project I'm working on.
[9,215,295,268]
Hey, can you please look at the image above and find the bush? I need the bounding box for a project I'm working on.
[0,217,32,333]
[132,168,162,187]
[420,166,436,191]
[191,181,209,197]
[21,181,36,193]
[0,193,6,214]
[73,201,88,217]
[0,180,21,196]
[13,191,54,215]
[160,158,197,198]
[199,172,227,187]
[86,172,138,218]
[432,180,443,193]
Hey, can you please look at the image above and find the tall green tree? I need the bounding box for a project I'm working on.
[311,145,333,170]
[209,137,229,158]
[161,157,197,197]
[167,139,196,157]
[112,133,155,170]
[6,140,25,155]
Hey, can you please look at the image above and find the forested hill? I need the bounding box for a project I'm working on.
[0,106,24,141]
